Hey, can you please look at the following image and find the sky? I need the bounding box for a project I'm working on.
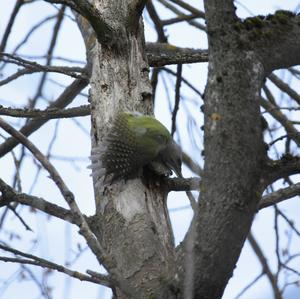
[0,1,300,299]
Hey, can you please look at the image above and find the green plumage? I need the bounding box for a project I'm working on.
[90,112,182,185]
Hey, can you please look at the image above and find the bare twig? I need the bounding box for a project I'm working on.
[259,182,300,209]
[182,151,203,176]
[162,13,203,26]
[0,178,78,225]
[269,134,289,147]
[0,244,111,287]
[260,97,300,147]
[0,76,88,158]
[29,5,66,110]
[171,64,182,136]
[0,105,90,119]
[248,232,282,299]
[146,43,208,67]
[7,205,33,231]
[233,272,264,299]
[277,208,300,237]
[268,74,300,105]
[146,1,168,42]
[12,14,57,54]
[161,66,203,97]
[0,118,105,264]
[0,0,24,53]
[274,206,282,277]
[0,53,87,85]
[157,0,205,31]
[167,0,205,19]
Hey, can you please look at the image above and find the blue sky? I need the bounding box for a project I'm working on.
[0,1,300,299]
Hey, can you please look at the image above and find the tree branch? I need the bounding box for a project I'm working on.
[171,64,182,136]
[259,182,300,209]
[146,43,208,67]
[162,13,203,26]
[157,0,205,31]
[182,151,203,176]
[44,0,115,46]
[268,73,300,106]
[161,67,203,96]
[233,272,264,299]
[0,0,24,53]
[0,105,90,119]
[260,97,300,147]
[146,1,168,43]
[0,118,105,265]
[6,204,33,231]
[0,76,88,158]
[248,232,282,299]
[238,12,300,74]
[167,0,205,19]
[0,243,112,287]
[0,178,79,225]
[165,177,200,192]
[0,53,87,85]
[263,155,300,186]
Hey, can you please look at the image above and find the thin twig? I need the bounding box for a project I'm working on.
[0,178,78,225]
[0,244,111,287]
[248,232,282,299]
[274,206,282,277]
[0,53,87,85]
[0,76,88,158]
[171,64,182,136]
[233,272,265,299]
[0,118,105,265]
[259,182,300,209]
[146,1,168,42]
[182,151,203,176]
[157,0,206,31]
[277,209,300,237]
[161,66,203,97]
[162,13,202,26]
[260,97,300,147]
[12,15,57,54]
[0,0,24,53]
[7,205,33,231]
[268,74,300,105]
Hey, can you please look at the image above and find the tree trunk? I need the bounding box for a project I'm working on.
[186,2,266,298]
[77,1,177,298]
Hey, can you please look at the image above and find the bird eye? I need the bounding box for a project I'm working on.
[156,134,166,143]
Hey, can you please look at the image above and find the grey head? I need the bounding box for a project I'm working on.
[149,140,182,177]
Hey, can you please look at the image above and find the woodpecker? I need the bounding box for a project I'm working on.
[89,112,182,186]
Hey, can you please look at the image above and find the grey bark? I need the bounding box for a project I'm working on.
[181,2,266,298]
[77,1,177,298]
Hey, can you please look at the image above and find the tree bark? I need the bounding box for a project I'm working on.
[180,1,266,298]
[77,1,177,298]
